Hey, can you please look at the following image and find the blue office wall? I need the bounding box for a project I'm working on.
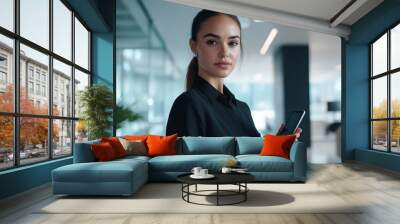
[342,43,369,159]
[91,0,115,135]
[355,149,400,172]
[0,0,115,200]
[91,0,115,87]
[274,45,311,147]
[0,158,72,199]
[66,0,110,32]
[92,32,113,87]
[343,0,400,171]
[68,0,115,88]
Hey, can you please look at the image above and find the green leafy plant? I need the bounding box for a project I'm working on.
[79,84,143,140]
[79,84,113,140]
[115,104,143,129]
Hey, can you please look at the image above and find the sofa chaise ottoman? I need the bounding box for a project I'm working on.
[52,140,149,196]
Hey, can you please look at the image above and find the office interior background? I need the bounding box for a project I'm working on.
[2,0,400,174]
[1,2,400,224]
[115,0,342,163]
[0,0,342,168]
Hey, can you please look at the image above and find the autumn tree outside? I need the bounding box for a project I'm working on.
[0,84,60,159]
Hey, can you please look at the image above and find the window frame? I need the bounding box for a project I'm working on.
[369,20,400,154]
[0,0,92,171]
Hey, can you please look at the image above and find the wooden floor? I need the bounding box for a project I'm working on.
[1,162,400,224]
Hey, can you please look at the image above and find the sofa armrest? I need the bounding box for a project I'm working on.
[289,141,307,181]
[73,140,100,163]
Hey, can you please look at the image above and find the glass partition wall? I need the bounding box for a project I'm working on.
[116,0,183,135]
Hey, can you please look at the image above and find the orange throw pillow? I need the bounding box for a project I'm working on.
[124,135,149,141]
[259,134,296,159]
[146,133,178,157]
[91,142,117,161]
[101,137,127,158]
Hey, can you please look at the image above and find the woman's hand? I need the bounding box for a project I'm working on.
[276,124,302,139]
[294,128,302,139]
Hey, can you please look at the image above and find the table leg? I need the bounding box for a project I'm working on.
[187,184,190,202]
[245,183,247,201]
[195,184,197,192]
[217,184,219,206]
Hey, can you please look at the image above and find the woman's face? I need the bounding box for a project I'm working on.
[190,15,241,79]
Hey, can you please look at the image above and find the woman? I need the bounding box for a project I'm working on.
[166,9,301,138]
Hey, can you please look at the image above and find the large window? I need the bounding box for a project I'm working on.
[370,23,400,153]
[0,0,91,171]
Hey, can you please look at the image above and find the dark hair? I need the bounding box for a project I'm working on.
[186,9,243,90]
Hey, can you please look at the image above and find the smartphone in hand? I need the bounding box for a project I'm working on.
[276,110,306,136]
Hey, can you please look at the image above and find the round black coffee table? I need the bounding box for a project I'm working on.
[177,172,255,206]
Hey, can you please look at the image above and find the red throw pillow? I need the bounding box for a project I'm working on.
[146,133,178,157]
[259,134,296,159]
[101,137,127,158]
[91,142,117,161]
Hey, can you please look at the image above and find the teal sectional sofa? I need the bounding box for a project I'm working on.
[52,136,307,196]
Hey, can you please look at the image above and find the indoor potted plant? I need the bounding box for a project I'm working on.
[79,84,143,140]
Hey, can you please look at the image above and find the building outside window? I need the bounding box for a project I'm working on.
[0,54,7,90]
[35,70,40,81]
[28,67,34,80]
[41,73,46,83]
[0,71,6,84]
[54,89,58,101]
[41,85,46,97]
[0,54,7,67]
[35,83,40,95]
[28,81,34,94]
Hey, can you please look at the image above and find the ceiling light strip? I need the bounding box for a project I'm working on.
[260,28,278,55]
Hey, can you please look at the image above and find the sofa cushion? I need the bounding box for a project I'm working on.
[114,155,150,163]
[118,138,147,156]
[73,139,100,163]
[179,137,235,155]
[52,158,147,183]
[235,137,263,155]
[236,155,293,172]
[148,154,235,172]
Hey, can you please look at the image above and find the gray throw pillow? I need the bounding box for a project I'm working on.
[118,138,147,156]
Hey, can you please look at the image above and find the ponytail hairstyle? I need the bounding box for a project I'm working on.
[186,9,243,91]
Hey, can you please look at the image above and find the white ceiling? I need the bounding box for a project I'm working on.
[224,0,384,26]
[226,0,353,22]
[165,0,384,37]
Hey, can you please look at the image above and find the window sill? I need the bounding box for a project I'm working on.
[0,156,72,175]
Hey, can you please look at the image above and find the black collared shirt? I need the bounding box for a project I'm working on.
[166,75,261,137]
